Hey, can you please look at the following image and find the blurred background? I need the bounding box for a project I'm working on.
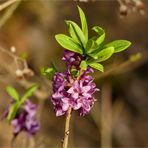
[0,0,148,147]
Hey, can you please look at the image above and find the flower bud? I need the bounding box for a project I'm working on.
[23,68,34,77]
[135,1,144,10]
[120,5,128,16]
[15,69,23,79]
[10,46,16,53]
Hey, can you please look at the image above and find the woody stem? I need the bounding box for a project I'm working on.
[63,107,72,148]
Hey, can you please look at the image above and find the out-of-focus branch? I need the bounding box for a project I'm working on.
[0,47,25,63]
[101,83,112,148]
[0,0,19,11]
[117,0,145,16]
[0,46,51,100]
[112,98,125,126]
[95,52,143,80]
[75,0,145,16]
[0,46,34,79]
[0,0,21,28]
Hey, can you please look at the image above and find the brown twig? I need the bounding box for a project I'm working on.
[63,107,72,148]
[0,0,21,28]
[94,53,142,80]
[0,47,27,69]
[0,46,50,100]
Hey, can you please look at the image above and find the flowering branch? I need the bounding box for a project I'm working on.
[42,5,131,147]
[63,107,72,148]
[2,85,40,143]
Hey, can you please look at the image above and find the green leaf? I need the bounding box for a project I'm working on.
[7,102,19,122]
[86,39,93,51]
[86,27,105,54]
[86,39,95,53]
[6,86,19,101]
[66,21,86,49]
[71,68,79,77]
[21,85,38,104]
[80,60,88,70]
[92,26,105,45]
[86,38,101,54]
[105,40,131,53]
[77,6,88,41]
[66,23,80,44]
[55,34,83,54]
[41,67,55,79]
[88,63,104,72]
[51,62,58,71]
[89,46,114,61]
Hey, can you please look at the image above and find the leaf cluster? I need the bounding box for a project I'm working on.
[55,6,131,72]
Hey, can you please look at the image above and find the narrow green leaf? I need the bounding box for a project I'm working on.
[21,85,38,104]
[66,23,80,44]
[80,60,88,70]
[6,86,19,101]
[86,39,93,51]
[44,67,54,73]
[55,34,83,54]
[88,63,104,72]
[86,38,101,54]
[105,40,131,53]
[92,26,105,45]
[7,102,19,122]
[51,62,58,71]
[66,21,86,48]
[86,27,105,54]
[77,6,88,41]
[71,68,79,77]
[41,67,55,80]
[89,46,114,61]
[86,39,95,53]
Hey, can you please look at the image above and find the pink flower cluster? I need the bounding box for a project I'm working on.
[51,50,99,116]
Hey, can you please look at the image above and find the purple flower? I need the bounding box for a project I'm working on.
[3,100,39,136]
[62,50,83,71]
[51,59,99,116]
[52,72,67,92]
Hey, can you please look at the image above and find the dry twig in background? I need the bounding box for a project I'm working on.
[0,0,19,11]
[101,83,112,148]
[0,0,22,28]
